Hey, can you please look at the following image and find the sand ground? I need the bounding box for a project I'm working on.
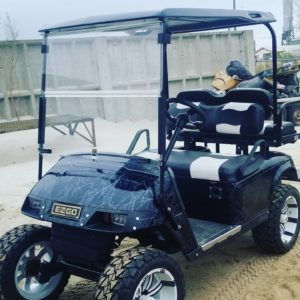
[0,119,299,299]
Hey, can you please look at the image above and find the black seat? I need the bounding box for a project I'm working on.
[137,149,289,183]
[168,101,265,135]
[168,150,253,183]
[177,88,273,118]
[137,149,251,182]
[168,88,296,145]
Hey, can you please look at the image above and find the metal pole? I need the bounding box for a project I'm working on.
[158,21,169,203]
[265,24,279,137]
[233,0,237,31]
[38,33,49,180]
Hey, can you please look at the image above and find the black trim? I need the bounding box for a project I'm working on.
[241,210,269,232]
[158,32,171,44]
[284,231,294,237]
[41,74,46,91]
[158,97,167,155]
[158,22,170,213]
[40,149,52,154]
[38,97,46,145]
[165,169,200,260]
[288,217,298,223]
[38,34,49,180]
[288,204,298,208]
[38,94,46,180]
[39,8,276,34]
[41,44,49,54]
[265,24,278,130]
[60,261,102,281]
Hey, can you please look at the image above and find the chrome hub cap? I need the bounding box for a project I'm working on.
[280,195,299,244]
[294,109,300,122]
[133,268,177,300]
[15,241,63,299]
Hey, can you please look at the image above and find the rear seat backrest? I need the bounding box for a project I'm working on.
[168,101,265,135]
[199,102,264,135]
[177,88,273,119]
[226,88,273,119]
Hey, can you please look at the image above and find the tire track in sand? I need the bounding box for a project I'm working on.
[209,240,300,300]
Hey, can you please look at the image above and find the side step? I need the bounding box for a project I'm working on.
[189,218,241,252]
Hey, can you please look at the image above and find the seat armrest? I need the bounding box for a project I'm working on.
[239,139,266,177]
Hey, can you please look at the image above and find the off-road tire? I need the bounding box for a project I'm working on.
[95,247,185,300]
[287,104,300,126]
[0,224,69,300]
[252,184,300,254]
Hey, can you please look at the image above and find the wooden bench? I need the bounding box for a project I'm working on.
[0,114,96,146]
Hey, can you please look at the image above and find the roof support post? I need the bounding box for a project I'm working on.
[38,32,49,180]
[265,23,280,143]
[158,21,170,202]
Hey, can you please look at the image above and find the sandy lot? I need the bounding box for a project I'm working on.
[0,119,299,299]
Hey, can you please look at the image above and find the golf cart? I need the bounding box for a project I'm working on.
[1,8,300,300]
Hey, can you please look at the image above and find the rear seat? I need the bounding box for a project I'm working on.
[167,88,296,142]
[177,88,273,118]
[168,101,265,135]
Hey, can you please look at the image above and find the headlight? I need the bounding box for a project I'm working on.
[111,214,127,226]
[29,198,42,209]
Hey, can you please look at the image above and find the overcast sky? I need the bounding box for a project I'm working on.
[0,0,283,48]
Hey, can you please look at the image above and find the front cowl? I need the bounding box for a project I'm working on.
[22,153,170,232]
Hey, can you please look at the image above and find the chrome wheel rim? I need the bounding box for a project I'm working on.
[280,195,299,244]
[294,109,300,122]
[133,268,177,300]
[15,241,63,299]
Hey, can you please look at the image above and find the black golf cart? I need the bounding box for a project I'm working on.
[1,8,300,300]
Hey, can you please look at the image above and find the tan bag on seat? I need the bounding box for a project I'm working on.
[212,71,240,91]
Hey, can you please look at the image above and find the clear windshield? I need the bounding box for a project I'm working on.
[43,22,161,165]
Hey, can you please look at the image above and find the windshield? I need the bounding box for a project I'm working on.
[43,22,161,167]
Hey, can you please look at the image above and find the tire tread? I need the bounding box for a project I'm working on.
[0,224,69,300]
[252,184,300,254]
[95,247,185,300]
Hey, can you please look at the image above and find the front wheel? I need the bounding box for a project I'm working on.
[252,184,300,254]
[95,247,185,300]
[0,224,69,300]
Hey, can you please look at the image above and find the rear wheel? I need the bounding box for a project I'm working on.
[95,247,185,300]
[0,225,69,300]
[287,104,300,126]
[252,184,300,254]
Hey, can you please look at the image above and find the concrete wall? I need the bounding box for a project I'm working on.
[0,40,41,120]
[0,30,255,122]
[168,30,255,97]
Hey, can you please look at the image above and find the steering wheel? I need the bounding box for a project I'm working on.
[166,98,205,130]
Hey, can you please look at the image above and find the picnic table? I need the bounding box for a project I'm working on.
[0,114,96,146]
